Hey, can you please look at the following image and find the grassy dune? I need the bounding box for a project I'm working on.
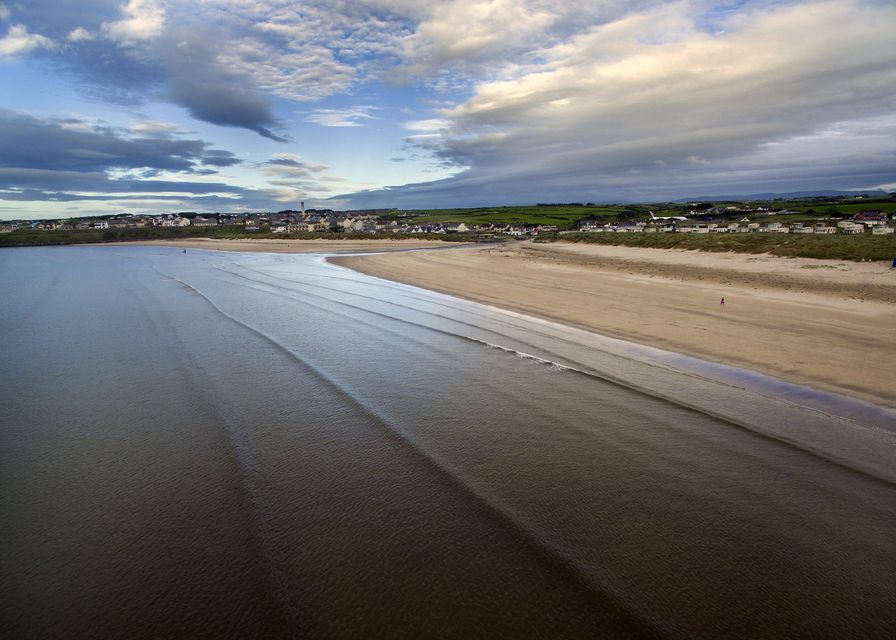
[536,233,896,260]
[539,232,896,261]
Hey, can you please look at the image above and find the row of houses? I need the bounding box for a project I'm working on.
[6,207,892,237]
[576,211,893,235]
[577,220,894,235]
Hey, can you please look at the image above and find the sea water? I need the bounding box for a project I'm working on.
[1,246,893,638]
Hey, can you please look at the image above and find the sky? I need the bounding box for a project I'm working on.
[0,0,894,219]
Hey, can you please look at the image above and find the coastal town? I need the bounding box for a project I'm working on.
[1,203,894,238]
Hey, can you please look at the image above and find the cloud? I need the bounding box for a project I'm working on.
[66,27,95,42]
[3,0,894,210]
[402,118,450,131]
[396,0,554,77]
[200,149,242,167]
[159,28,288,141]
[0,24,54,56]
[305,106,379,127]
[264,154,329,174]
[0,109,236,173]
[2,1,285,139]
[260,153,348,201]
[0,168,246,197]
[101,0,165,43]
[130,120,184,134]
[337,0,896,207]
[0,108,266,212]
[190,0,401,102]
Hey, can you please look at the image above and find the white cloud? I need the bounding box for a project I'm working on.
[192,0,409,101]
[130,120,184,134]
[0,24,54,57]
[67,27,95,43]
[0,4,9,21]
[102,0,166,43]
[338,0,896,206]
[399,0,555,73]
[305,106,379,127]
[429,1,896,180]
[402,118,450,131]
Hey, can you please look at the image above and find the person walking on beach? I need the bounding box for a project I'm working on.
[720,297,725,305]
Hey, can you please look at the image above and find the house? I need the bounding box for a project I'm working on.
[790,223,813,234]
[160,216,190,227]
[839,223,864,234]
[854,210,888,226]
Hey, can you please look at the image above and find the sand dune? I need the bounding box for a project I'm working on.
[332,241,896,408]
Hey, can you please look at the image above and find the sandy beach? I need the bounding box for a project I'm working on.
[118,237,450,253]
[332,241,896,408]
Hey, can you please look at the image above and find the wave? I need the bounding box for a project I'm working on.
[181,263,896,488]
[159,270,667,638]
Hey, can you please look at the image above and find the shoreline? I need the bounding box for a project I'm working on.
[97,237,453,253]
[331,241,896,409]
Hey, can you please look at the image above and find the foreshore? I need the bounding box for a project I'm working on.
[331,241,896,408]
[112,237,451,253]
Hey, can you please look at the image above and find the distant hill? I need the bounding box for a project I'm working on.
[673,190,892,202]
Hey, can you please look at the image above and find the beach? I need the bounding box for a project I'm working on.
[332,241,896,408]
[117,237,448,253]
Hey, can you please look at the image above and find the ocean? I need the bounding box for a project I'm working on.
[1,245,894,639]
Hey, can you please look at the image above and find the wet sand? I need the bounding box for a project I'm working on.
[332,241,896,408]
[118,237,449,253]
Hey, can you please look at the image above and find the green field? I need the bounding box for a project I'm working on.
[785,202,896,215]
[539,232,896,261]
[390,204,639,226]
[390,198,896,226]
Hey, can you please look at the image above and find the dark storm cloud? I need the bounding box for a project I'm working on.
[0,165,279,211]
[0,109,240,173]
[0,109,267,208]
[0,167,245,194]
